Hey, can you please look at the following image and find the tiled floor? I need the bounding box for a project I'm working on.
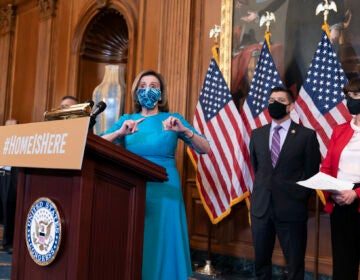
[0,225,332,280]
[0,251,11,280]
[190,250,332,280]
[0,226,11,280]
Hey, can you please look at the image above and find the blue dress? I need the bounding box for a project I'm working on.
[104,112,200,280]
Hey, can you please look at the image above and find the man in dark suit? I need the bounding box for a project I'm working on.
[249,87,321,280]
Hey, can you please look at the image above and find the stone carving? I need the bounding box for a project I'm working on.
[0,4,16,35]
[96,0,110,8]
[37,0,57,20]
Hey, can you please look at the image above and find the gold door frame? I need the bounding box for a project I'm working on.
[220,0,232,87]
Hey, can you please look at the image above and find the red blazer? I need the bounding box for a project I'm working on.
[320,121,360,213]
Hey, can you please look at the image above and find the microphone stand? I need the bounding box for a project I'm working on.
[88,116,96,131]
[88,101,107,132]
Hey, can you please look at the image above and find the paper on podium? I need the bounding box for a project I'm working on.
[297,172,354,193]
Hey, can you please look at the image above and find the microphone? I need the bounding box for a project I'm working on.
[90,101,107,117]
[89,101,107,130]
[84,99,94,109]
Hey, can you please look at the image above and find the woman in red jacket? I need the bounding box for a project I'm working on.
[321,77,360,280]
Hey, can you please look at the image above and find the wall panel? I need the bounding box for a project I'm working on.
[0,4,16,123]
[0,0,334,275]
[11,3,38,123]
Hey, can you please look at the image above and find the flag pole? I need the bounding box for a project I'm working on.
[194,25,222,277]
[194,220,219,277]
[311,18,329,280]
[312,1,338,277]
[314,195,320,280]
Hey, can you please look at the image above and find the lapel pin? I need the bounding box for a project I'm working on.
[291,130,296,134]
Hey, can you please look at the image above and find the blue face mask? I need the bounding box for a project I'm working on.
[136,88,161,109]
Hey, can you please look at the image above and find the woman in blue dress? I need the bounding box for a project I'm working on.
[102,70,210,280]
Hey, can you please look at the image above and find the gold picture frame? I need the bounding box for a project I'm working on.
[220,0,232,87]
[219,0,360,100]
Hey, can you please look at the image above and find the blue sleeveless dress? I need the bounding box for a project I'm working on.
[104,112,200,280]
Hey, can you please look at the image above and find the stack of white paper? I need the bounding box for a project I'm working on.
[297,172,354,193]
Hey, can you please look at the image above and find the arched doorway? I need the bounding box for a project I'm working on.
[77,8,129,103]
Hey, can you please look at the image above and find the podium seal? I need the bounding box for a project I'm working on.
[25,197,62,266]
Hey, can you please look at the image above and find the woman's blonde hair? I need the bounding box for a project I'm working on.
[131,70,169,113]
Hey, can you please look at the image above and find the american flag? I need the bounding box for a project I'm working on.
[187,58,251,224]
[238,40,284,191]
[295,32,352,158]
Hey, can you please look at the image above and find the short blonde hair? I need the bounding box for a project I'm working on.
[131,70,169,113]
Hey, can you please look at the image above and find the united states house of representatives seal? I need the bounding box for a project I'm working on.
[25,197,62,266]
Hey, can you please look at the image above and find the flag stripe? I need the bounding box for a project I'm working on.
[198,153,226,213]
[196,155,222,216]
[205,120,233,206]
[193,106,229,213]
[295,31,352,158]
[296,93,330,155]
[189,58,251,223]
[217,106,246,194]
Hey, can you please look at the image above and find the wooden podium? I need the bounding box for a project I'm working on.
[11,133,167,280]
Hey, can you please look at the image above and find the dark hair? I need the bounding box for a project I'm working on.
[270,86,295,103]
[343,78,360,96]
[131,70,169,113]
[61,95,79,102]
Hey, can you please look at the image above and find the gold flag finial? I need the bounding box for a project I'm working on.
[260,11,275,50]
[209,24,221,44]
[209,25,221,65]
[316,0,337,24]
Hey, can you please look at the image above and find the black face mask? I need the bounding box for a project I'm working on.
[346,96,360,115]
[268,101,288,120]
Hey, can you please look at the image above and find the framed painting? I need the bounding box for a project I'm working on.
[221,0,360,111]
